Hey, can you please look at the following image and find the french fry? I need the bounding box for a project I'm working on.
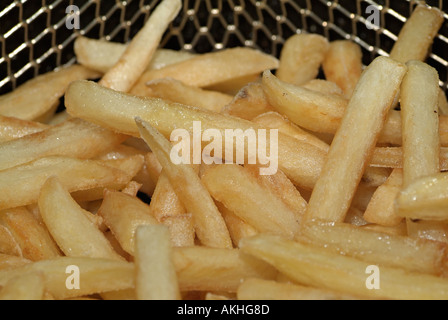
[0,257,135,299]
[143,78,233,113]
[159,214,195,248]
[131,47,279,95]
[302,79,344,96]
[0,156,142,211]
[206,73,261,96]
[299,221,448,276]
[304,57,407,223]
[0,207,61,261]
[0,225,21,257]
[0,254,30,271]
[65,80,328,189]
[38,177,123,261]
[74,36,195,74]
[97,189,159,256]
[0,65,100,121]
[276,34,329,86]
[47,110,70,126]
[145,152,163,185]
[221,82,275,121]
[0,116,48,143]
[0,118,127,171]
[136,118,232,249]
[240,234,448,300]
[364,169,404,227]
[99,0,182,92]
[439,89,448,116]
[135,225,181,300]
[237,278,362,300]
[173,247,277,292]
[201,164,300,239]
[389,5,444,63]
[322,40,363,98]
[361,223,408,237]
[121,181,143,197]
[0,272,45,300]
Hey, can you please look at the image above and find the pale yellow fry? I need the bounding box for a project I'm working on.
[201,164,300,239]
[262,70,348,133]
[276,34,329,86]
[0,117,127,171]
[0,272,45,300]
[160,214,195,248]
[221,82,275,120]
[97,190,159,256]
[47,110,71,126]
[131,47,279,94]
[0,225,21,257]
[136,118,232,249]
[364,169,404,227]
[0,65,100,121]
[143,78,233,113]
[299,221,448,276]
[99,0,182,92]
[74,36,195,74]
[240,234,448,300]
[0,207,61,261]
[65,80,327,189]
[237,278,362,300]
[322,40,363,98]
[0,254,31,271]
[135,225,181,300]
[305,57,407,222]
[390,5,444,63]
[38,177,123,261]
[173,247,277,292]
[302,79,344,96]
[0,116,49,143]
[0,156,141,211]
[0,257,134,299]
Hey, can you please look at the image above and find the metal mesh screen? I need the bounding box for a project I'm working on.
[0,0,447,96]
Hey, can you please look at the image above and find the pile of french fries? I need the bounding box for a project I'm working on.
[0,0,448,300]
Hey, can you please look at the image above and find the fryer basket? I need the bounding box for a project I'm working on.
[0,0,447,95]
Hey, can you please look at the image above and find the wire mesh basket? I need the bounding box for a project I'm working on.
[0,0,447,96]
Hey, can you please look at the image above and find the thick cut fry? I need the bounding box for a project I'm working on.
[65,80,327,189]
[276,34,329,86]
[221,82,275,120]
[299,221,448,276]
[38,177,123,261]
[173,247,277,292]
[0,118,127,171]
[97,190,159,255]
[0,116,48,143]
[305,57,407,222]
[135,225,180,300]
[240,234,448,300]
[322,40,363,98]
[0,207,61,261]
[262,70,348,133]
[364,169,404,227]
[136,119,232,249]
[237,278,361,300]
[0,225,21,257]
[201,164,300,239]
[99,0,182,92]
[0,272,45,300]
[0,65,100,121]
[74,36,195,74]
[131,47,279,95]
[0,156,142,211]
[143,78,233,113]
[302,79,344,96]
[389,5,444,63]
[0,257,134,299]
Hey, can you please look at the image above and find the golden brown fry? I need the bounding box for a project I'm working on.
[276,34,329,86]
[0,65,100,121]
[160,214,195,248]
[0,272,45,300]
[99,0,182,92]
[390,5,444,63]
[135,225,181,300]
[97,189,158,256]
[136,118,232,248]
[0,207,61,262]
[322,40,363,98]
[0,116,49,143]
[0,118,127,171]
[305,57,407,222]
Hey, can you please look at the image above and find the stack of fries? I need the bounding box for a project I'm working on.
[0,0,448,300]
